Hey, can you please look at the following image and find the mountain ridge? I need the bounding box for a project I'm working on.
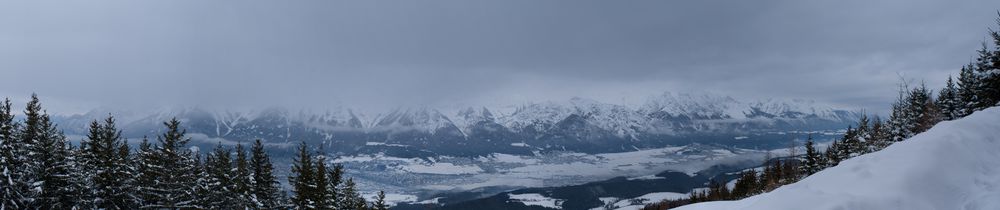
[52,92,862,156]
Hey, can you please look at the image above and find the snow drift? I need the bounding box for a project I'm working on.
[675,107,1000,210]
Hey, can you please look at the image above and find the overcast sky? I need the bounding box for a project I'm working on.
[3,0,1000,114]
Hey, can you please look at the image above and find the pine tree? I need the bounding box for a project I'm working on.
[373,191,388,210]
[233,143,255,209]
[0,98,26,209]
[887,90,912,142]
[81,115,135,209]
[69,144,96,209]
[957,65,980,117]
[937,76,962,120]
[326,163,345,209]
[988,17,1000,106]
[729,170,758,199]
[973,40,1000,108]
[801,136,822,175]
[143,118,200,209]
[314,154,334,209]
[840,126,862,158]
[341,178,367,210]
[14,94,45,206]
[824,140,843,167]
[868,117,892,151]
[32,112,84,209]
[855,114,871,153]
[192,152,212,209]
[846,114,872,156]
[203,143,237,209]
[135,136,157,207]
[117,140,136,209]
[249,139,283,209]
[290,142,319,209]
[908,83,938,134]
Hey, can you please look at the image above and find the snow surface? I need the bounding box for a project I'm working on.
[675,107,1000,210]
[335,144,767,193]
[359,192,418,207]
[508,193,565,209]
[402,162,484,175]
[611,192,690,210]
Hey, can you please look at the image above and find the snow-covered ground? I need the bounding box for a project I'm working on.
[358,192,418,207]
[595,192,690,210]
[508,193,565,209]
[333,143,772,202]
[675,107,1000,210]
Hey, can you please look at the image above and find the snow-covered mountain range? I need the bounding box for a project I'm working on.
[53,92,861,156]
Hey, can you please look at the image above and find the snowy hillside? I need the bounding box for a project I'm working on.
[674,107,1000,210]
[52,92,860,156]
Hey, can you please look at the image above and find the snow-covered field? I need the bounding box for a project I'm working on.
[675,107,1000,210]
[592,192,690,210]
[333,143,773,202]
[508,193,565,209]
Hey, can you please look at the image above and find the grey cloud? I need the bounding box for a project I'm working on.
[2,0,999,114]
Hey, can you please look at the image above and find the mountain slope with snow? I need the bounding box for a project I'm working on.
[675,107,1000,210]
[52,92,860,156]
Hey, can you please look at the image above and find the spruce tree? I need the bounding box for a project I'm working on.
[824,140,843,167]
[801,136,821,175]
[31,112,83,209]
[840,127,861,158]
[988,18,1000,106]
[327,164,345,208]
[250,139,283,209]
[907,83,937,134]
[937,76,962,120]
[886,90,912,142]
[134,136,157,207]
[373,191,388,210]
[868,117,892,151]
[143,118,200,209]
[15,94,44,206]
[957,65,980,117]
[69,144,96,209]
[314,154,333,209]
[341,178,366,210]
[290,142,318,209]
[233,143,254,209]
[192,152,212,209]
[82,115,135,209]
[0,98,26,209]
[973,41,1000,108]
[729,170,758,199]
[203,143,237,209]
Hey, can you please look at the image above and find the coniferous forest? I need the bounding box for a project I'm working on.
[641,13,1000,210]
[0,95,387,210]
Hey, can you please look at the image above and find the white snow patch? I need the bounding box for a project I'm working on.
[360,192,417,207]
[415,197,443,204]
[611,192,689,210]
[508,193,564,209]
[403,162,484,175]
[511,142,530,147]
[626,175,665,181]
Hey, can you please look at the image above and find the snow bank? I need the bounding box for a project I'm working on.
[675,107,1000,210]
[508,193,565,209]
[612,192,690,210]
